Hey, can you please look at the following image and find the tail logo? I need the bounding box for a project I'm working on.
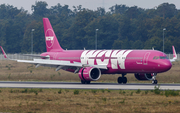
[45,29,54,48]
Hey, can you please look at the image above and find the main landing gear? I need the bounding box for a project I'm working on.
[81,80,91,84]
[117,73,127,84]
[151,73,158,84]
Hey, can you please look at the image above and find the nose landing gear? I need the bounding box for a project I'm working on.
[152,80,158,84]
[151,73,158,84]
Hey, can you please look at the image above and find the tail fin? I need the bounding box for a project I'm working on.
[170,46,177,62]
[172,46,177,60]
[43,18,64,52]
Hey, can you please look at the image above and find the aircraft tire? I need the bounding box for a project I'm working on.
[154,80,158,84]
[152,80,158,84]
[117,77,123,84]
[81,80,86,84]
[86,81,91,84]
[123,77,127,84]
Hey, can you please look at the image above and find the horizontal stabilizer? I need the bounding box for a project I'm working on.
[21,54,50,59]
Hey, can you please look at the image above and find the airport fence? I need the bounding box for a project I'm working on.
[0,53,179,60]
[0,54,41,60]
[165,53,180,61]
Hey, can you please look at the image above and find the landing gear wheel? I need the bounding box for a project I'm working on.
[122,77,127,84]
[118,76,127,84]
[151,73,158,84]
[81,80,91,84]
[81,80,86,84]
[86,81,91,84]
[152,80,158,84]
[117,77,123,84]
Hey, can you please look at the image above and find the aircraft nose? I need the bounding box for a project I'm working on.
[159,60,172,72]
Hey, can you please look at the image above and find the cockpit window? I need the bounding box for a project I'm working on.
[153,56,159,59]
[160,56,168,59]
[153,56,168,60]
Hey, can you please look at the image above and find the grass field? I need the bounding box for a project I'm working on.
[0,60,180,112]
[0,60,179,83]
[0,88,180,112]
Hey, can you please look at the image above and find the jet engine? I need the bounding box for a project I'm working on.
[78,67,101,81]
[134,73,153,80]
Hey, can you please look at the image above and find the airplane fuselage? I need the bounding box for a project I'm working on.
[41,49,172,74]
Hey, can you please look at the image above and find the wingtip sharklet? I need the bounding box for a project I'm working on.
[0,46,7,58]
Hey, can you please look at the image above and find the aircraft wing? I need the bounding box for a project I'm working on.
[0,46,107,71]
[17,59,107,71]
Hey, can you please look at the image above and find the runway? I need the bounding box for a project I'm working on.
[0,81,180,90]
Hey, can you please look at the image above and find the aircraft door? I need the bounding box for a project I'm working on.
[53,52,58,60]
[143,52,150,65]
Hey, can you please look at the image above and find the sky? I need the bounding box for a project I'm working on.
[1,0,180,13]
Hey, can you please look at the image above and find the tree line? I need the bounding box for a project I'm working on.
[0,1,180,53]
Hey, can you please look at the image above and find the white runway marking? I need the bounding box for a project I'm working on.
[0,81,180,90]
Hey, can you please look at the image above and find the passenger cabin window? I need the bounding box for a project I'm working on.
[160,56,168,59]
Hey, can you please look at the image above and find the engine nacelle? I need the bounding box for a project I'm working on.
[134,73,153,81]
[78,67,101,81]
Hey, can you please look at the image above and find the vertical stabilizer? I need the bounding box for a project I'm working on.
[170,46,177,62]
[43,18,63,52]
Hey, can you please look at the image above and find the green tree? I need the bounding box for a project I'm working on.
[132,40,144,49]
[144,36,162,50]
[67,9,97,49]
[109,4,129,14]
[156,3,177,19]
[31,1,49,17]
[0,2,180,53]
[112,39,123,49]
[125,6,143,19]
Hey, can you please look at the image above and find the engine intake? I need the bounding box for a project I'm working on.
[78,67,101,81]
[134,73,153,80]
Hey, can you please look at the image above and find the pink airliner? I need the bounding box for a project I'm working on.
[0,18,177,84]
